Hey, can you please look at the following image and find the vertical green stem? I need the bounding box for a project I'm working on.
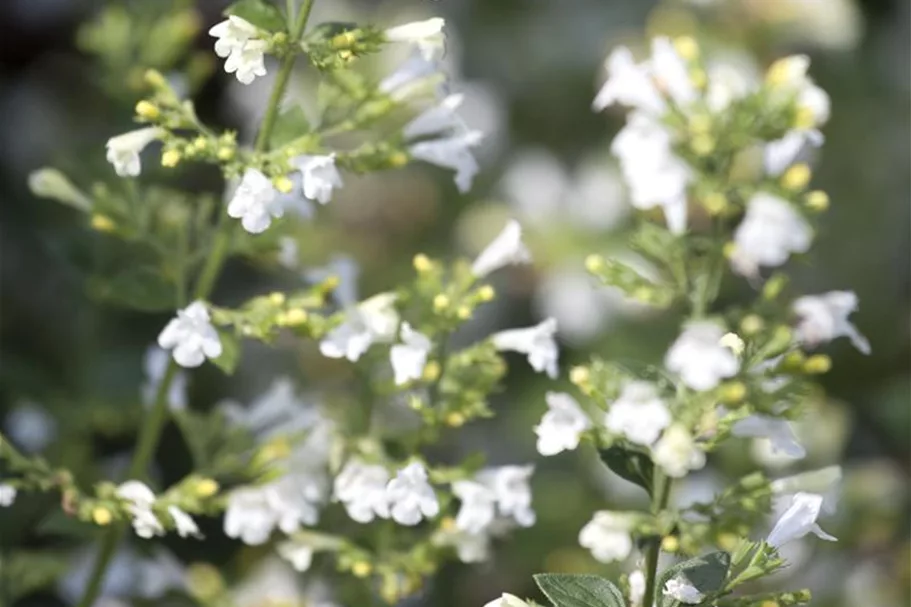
[643,472,673,607]
[75,5,318,606]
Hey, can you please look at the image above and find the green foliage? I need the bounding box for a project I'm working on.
[657,551,731,607]
[533,574,626,607]
[599,446,655,497]
[225,0,287,32]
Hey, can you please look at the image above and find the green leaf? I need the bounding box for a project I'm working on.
[270,105,312,147]
[225,0,286,32]
[599,446,654,497]
[533,574,625,607]
[86,268,176,312]
[658,551,731,607]
[211,329,241,375]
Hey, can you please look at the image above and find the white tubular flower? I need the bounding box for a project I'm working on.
[224,40,267,85]
[390,323,433,386]
[730,192,812,277]
[384,17,445,60]
[650,37,697,108]
[168,506,201,539]
[578,511,634,563]
[476,465,536,527]
[0,484,16,507]
[793,291,870,354]
[665,322,740,391]
[157,300,222,368]
[409,130,484,193]
[732,415,806,459]
[211,17,268,85]
[332,459,391,523]
[117,481,163,539]
[130,507,166,539]
[452,480,497,534]
[379,52,440,99]
[224,487,277,545]
[277,540,314,572]
[434,527,491,564]
[663,577,704,604]
[105,127,164,178]
[471,219,532,277]
[404,93,466,139]
[291,155,343,205]
[652,424,706,478]
[605,381,672,446]
[209,15,258,58]
[593,47,665,114]
[491,318,559,379]
[535,392,591,456]
[142,346,188,411]
[319,292,399,362]
[385,462,439,526]
[767,492,837,547]
[266,474,325,534]
[629,570,646,606]
[484,594,531,607]
[764,129,823,176]
[228,168,283,234]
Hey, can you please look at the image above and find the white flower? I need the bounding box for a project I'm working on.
[665,322,739,391]
[384,18,445,60]
[491,318,559,379]
[385,462,439,526]
[0,484,16,507]
[578,511,634,563]
[767,55,830,128]
[433,526,491,563]
[333,460,391,523]
[224,487,277,545]
[764,129,823,176]
[141,346,188,411]
[535,392,591,456]
[4,401,57,454]
[767,492,837,547]
[209,16,259,59]
[117,481,163,539]
[476,465,536,527]
[116,480,156,508]
[452,480,497,534]
[409,130,484,193]
[793,291,870,354]
[629,570,646,606]
[277,540,314,572]
[484,593,531,607]
[730,193,812,277]
[732,415,805,459]
[209,17,269,85]
[105,127,164,177]
[224,475,326,545]
[228,168,283,234]
[593,47,665,114]
[404,93,466,139]
[390,323,433,385]
[650,37,697,108]
[471,219,532,277]
[157,300,223,368]
[291,155,343,205]
[605,381,672,446]
[319,292,399,362]
[663,576,704,604]
[652,424,706,478]
[379,51,441,99]
[168,506,201,538]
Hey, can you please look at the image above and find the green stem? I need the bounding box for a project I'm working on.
[75,5,318,606]
[643,471,673,607]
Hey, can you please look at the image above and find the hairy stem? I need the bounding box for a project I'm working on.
[75,4,317,606]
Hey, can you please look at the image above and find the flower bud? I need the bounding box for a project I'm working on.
[161,149,182,168]
[720,381,747,404]
[740,314,764,336]
[352,561,373,577]
[477,285,495,302]
[444,412,465,427]
[702,192,728,215]
[569,366,590,386]
[412,253,432,272]
[805,190,829,212]
[91,214,116,233]
[781,163,811,191]
[28,168,92,212]
[422,361,441,382]
[268,292,286,306]
[674,36,699,60]
[144,69,167,89]
[186,563,225,601]
[135,100,160,120]
[92,507,113,526]
[803,354,831,374]
[195,478,219,498]
[433,294,450,312]
[457,305,472,320]
[274,176,293,193]
[585,254,605,273]
[661,535,680,552]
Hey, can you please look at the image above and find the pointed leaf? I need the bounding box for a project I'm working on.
[599,446,654,497]
[533,574,625,607]
[211,329,241,375]
[225,0,286,32]
[658,551,731,607]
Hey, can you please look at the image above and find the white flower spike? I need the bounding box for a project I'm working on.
[227,168,283,234]
[793,291,870,354]
[491,318,559,379]
[105,127,165,177]
[384,18,446,60]
[116,481,163,539]
[471,219,532,278]
[535,392,591,456]
[730,193,812,277]
[385,462,439,526]
[409,130,484,193]
[291,155,343,205]
[663,576,704,604]
[157,301,223,368]
[578,511,634,563]
[665,322,739,391]
[390,322,433,386]
[605,381,672,446]
[767,492,837,547]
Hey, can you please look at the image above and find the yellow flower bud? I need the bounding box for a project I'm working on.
[351,561,373,578]
[195,478,219,498]
[674,36,699,61]
[803,354,832,374]
[722,242,738,259]
[444,412,466,428]
[740,314,764,336]
[92,507,113,526]
[161,149,181,168]
[389,151,409,167]
[805,190,829,212]
[282,308,308,326]
[584,254,605,273]
[135,100,160,120]
[477,285,495,302]
[781,163,811,191]
[144,69,167,89]
[216,146,235,161]
[661,536,680,552]
[766,56,802,88]
[703,192,728,215]
[433,294,450,312]
[457,305,472,320]
[274,176,293,193]
[272,32,288,45]
[339,49,354,62]
[689,68,707,89]
[331,31,358,49]
[413,253,432,272]
[691,134,715,156]
[781,350,806,370]
[90,214,116,233]
[440,516,457,531]
[422,360,441,382]
[720,381,747,404]
[569,366,590,386]
[192,137,208,152]
[793,105,816,130]
[720,332,745,356]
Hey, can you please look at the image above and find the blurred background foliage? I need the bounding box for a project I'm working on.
[0,0,908,606]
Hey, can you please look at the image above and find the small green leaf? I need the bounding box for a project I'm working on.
[533,574,625,607]
[658,551,731,607]
[87,268,176,312]
[270,106,312,147]
[211,329,241,375]
[599,446,654,497]
[225,0,286,32]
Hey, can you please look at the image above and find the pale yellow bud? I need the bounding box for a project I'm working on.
[805,190,829,212]
[674,36,699,61]
[192,137,208,152]
[92,507,113,526]
[457,305,472,320]
[691,134,716,156]
[569,366,590,386]
[268,292,286,306]
[717,532,739,551]
[351,561,373,578]
[584,254,605,273]
[422,361,441,382]
[477,285,495,302]
[803,354,832,374]
[661,536,680,552]
[413,253,432,272]
[740,314,764,336]
[444,412,465,427]
[195,478,220,498]
[144,69,167,89]
[781,163,811,191]
[703,192,728,215]
[135,100,160,120]
[433,294,450,312]
[793,105,816,130]
[689,114,712,134]
[720,381,747,404]
[91,214,116,232]
[389,151,409,168]
[274,176,293,193]
[216,146,235,161]
[282,308,308,326]
[719,332,745,356]
[161,149,181,168]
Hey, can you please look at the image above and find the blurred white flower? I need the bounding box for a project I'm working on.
[0,484,16,507]
[605,381,671,446]
[379,51,441,100]
[278,236,299,269]
[291,154,343,204]
[767,492,837,547]
[228,168,283,234]
[452,480,497,533]
[732,415,805,459]
[105,127,164,177]
[629,570,646,606]
[224,486,277,545]
[209,16,258,58]
[764,129,823,176]
[404,93,466,139]
[409,130,484,193]
[770,466,842,498]
[650,37,697,108]
[384,18,446,60]
[499,148,570,224]
[471,219,532,277]
[385,462,439,526]
[567,157,629,231]
[767,55,831,128]
[117,481,164,539]
[219,378,326,442]
[705,53,758,112]
[224,474,326,545]
[157,300,222,368]
[141,346,188,411]
[3,400,57,453]
[484,593,531,607]
[476,465,536,527]
[491,317,559,379]
[652,424,706,478]
[578,511,634,563]
[535,392,591,456]
[663,576,704,604]
[168,506,201,539]
[534,266,622,344]
[333,459,391,523]
[730,193,812,277]
[593,47,665,114]
[277,539,314,572]
[390,322,433,385]
[793,291,870,354]
[665,321,739,391]
[433,526,491,563]
[319,292,399,361]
